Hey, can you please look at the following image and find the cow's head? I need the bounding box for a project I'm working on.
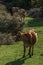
[15,31,24,42]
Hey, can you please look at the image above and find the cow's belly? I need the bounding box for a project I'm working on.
[23,38,35,48]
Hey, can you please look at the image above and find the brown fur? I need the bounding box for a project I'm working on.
[16,29,38,58]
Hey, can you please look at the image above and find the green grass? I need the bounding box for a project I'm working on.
[0,18,43,65]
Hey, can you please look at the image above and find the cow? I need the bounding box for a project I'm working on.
[15,29,38,58]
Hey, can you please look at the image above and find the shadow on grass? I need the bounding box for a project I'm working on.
[40,54,43,56]
[5,56,29,65]
[27,18,43,27]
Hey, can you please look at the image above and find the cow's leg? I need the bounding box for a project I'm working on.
[32,45,34,56]
[29,46,31,58]
[23,43,26,58]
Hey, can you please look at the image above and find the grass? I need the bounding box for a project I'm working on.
[0,18,43,65]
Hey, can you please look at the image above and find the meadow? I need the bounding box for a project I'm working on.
[0,18,43,65]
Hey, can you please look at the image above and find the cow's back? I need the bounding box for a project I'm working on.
[22,31,38,47]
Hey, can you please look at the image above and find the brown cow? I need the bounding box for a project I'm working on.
[15,29,38,58]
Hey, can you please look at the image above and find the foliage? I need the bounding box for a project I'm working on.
[1,0,43,10]
[0,17,25,33]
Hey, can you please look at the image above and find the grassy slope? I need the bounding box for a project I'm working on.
[0,18,43,65]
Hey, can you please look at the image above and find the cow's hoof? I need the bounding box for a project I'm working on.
[23,55,25,58]
[29,55,31,58]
